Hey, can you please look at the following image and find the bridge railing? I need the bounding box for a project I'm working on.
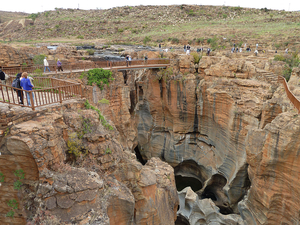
[278,75,300,112]
[1,58,170,75]
[0,77,82,110]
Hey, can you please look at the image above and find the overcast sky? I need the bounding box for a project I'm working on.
[2,0,300,13]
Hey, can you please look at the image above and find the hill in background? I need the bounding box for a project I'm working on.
[0,5,300,50]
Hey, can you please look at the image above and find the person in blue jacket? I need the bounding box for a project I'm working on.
[20,72,34,106]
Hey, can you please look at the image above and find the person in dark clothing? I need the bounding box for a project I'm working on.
[125,55,129,67]
[57,59,63,72]
[207,48,211,56]
[0,69,6,91]
[15,73,24,105]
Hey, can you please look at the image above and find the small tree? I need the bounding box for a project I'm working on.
[87,68,114,90]
[33,54,46,65]
[143,36,151,45]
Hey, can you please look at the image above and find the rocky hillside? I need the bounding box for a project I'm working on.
[1,5,300,50]
[0,11,27,23]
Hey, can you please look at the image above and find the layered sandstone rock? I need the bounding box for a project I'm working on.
[239,112,300,224]
[0,103,178,224]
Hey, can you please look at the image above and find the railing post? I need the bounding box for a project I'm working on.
[58,87,62,103]
[79,84,82,97]
[30,91,35,111]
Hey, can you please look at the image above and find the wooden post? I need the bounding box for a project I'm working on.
[79,84,82,98]
[58,87,62,103]
[30,91,35,111]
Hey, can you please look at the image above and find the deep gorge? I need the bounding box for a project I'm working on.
[1,51,300,224]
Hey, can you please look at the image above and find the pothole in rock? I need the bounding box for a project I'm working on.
[134,146,147,165]
[175,215,190,225]
[174,160,208,192]
[200,174,233,215]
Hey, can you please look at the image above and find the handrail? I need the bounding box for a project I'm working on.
[278,75,300,113]
[1,58,170,75]
[0,77,82,111]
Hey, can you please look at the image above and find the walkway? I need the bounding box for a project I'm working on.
[2,58,170,76]
[0,77,81,110]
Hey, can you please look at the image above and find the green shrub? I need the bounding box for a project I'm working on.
[190,52,201,64]
[222,14,228,19]
[87,68,114,90]
[67,133,87,158]
[143,36,151,45]
[84,100,113,130]
[0,172,4,182]
[187,10,195,16]
[27,13,39,21]
[196,38,204,44]
[207,36,218,50]
[171,38,180,44]
[77,35,84,39]
[118,28,124,33]
[98,98,110,104]
[34,68,43,76]
[274,43,281,49]
[33,54,46,65]
[86,49,95,55]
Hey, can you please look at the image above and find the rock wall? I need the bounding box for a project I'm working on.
[0,100,178,224]
[90,53,298,224]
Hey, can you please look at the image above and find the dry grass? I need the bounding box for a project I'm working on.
[1,5,300,50]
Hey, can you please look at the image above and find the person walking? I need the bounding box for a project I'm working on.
[44,57,50,72]
[125,55,129,67]
[207,48,211,56]
[186,44,191,55]
[128,55,132,66]
[57,59,63,72]
[20,72,34,106]
[184,45,186,52]
[14,73,24,105]
[0,68,6,90]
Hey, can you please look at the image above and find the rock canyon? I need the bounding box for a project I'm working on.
[1,45,300,225]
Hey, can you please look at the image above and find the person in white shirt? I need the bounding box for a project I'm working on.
[44,57,50,72]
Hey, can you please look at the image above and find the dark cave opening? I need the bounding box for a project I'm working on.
[175,175,203,192]
[134,146,146,165]
[138,86,143,101]
[159,78,163,98]
[200,174,233,215]
[174,160,208,192]
[175,215,190,225]
[129,90,136,114]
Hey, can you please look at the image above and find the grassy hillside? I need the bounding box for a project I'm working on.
[0,5,300,50]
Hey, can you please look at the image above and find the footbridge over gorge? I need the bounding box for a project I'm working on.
[1,57,299,114]
[0,58,170,111]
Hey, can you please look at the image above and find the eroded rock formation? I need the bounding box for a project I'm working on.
[1,50,300,224]
[0,102,178,224]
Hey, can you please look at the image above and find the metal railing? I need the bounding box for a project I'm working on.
[278,75,300,112]
[1,58,170,75]
[0,77,82,110]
